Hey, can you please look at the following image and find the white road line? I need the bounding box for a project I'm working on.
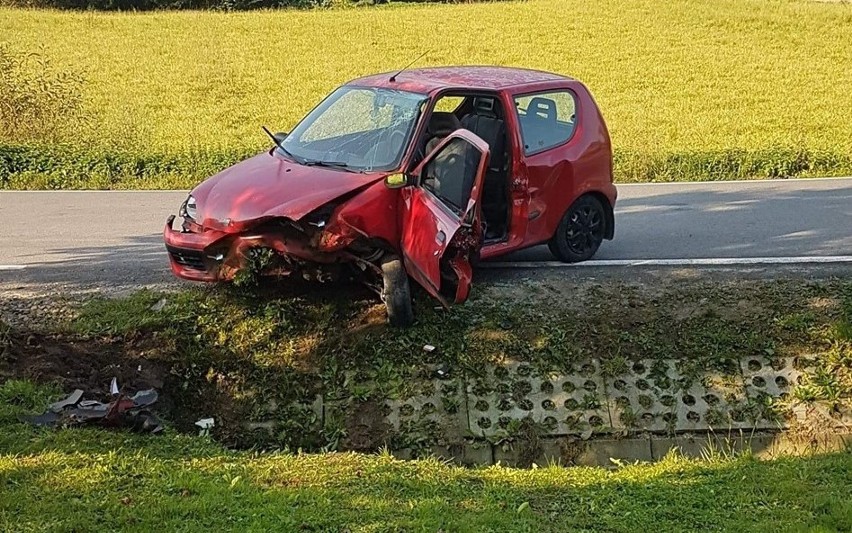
[0,265,27,271]
[482,256,852,269]
[617,176,852,186]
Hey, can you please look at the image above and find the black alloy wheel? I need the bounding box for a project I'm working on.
[548,195,606,263]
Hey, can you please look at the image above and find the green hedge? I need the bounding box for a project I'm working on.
[1,142,850,190]
[0,143,253,189]
[615,147,852,183]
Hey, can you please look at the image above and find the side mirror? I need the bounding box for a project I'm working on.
[384,172,408,189]
[273,132,288,143]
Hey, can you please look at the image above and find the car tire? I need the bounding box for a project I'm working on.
[548,195,606,263]
[381,254,414,327]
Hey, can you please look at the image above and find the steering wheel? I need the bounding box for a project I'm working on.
[389,129,406,151]
[381,129,407,164]
[365,129,407,168]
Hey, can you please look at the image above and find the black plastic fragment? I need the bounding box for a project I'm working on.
[21,382,163,434]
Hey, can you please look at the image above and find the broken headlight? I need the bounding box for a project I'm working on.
[180,194,198,221]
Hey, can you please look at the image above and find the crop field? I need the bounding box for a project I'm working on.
[1,0,851,189]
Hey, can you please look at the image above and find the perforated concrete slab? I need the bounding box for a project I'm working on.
[466,360,610,438]
[386,377,467,443]
[608,358,776,432]
[464,355,809,438]
[297,355,826,452]
[741,356,803,400]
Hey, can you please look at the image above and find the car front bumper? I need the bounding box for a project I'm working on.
[163,215,230,281]
[163,215,359,283]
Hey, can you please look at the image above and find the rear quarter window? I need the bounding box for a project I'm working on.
[514,90,577,155]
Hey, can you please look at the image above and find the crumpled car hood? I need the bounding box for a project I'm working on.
[191,150,385,232]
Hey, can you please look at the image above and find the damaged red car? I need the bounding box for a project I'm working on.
[164,66,616,326]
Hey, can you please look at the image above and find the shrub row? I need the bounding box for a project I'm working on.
[1,142,850,190]
[0,143,254,189]
[615,147,852,183]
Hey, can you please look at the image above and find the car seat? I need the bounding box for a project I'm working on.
[520,97,558,153]
[460,97,508,239]
[425,112,462,154]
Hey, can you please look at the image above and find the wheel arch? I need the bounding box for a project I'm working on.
[582,191,615,240]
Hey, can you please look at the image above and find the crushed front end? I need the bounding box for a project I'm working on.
[163,198,388,286]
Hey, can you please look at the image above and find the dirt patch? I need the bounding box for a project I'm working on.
[716,299,767,322]
[0,329,175,411]
[342,399,392,452]
[0,329,257,439]
[1,331,167,395]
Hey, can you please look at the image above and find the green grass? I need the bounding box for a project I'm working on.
[10,279,841,450]
[69,280,852,382]
[1,382,851,532]
[1,0,852,188]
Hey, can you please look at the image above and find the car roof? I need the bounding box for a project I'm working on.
[348,65,574,94]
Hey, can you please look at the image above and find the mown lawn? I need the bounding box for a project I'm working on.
[1,0,851,188]
[0,381,851,532]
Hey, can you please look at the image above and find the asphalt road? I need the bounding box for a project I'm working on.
[1,177,851,290]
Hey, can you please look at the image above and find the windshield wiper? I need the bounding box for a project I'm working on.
[302,160,356,172]
[261,125,304,164]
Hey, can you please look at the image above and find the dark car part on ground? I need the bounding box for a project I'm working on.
[22,383,163,434]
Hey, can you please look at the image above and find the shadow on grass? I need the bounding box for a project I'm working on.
[3,274,852,454]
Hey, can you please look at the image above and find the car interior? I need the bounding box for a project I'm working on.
[417,94,511,243]
[515,96,576,154]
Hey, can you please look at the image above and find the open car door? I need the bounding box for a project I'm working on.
[399,129,490,305]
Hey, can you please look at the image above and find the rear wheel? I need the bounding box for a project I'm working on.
[381,254,414,327]
[548,195,606,263]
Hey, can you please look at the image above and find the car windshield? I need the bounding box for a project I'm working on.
[280,86,427,173]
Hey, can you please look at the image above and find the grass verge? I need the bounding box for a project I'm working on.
[0,380,851,532]
[2,278,851,451]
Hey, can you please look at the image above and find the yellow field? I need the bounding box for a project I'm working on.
[2,0,852,187]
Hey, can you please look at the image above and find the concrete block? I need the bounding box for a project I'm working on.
[650,433,747,459]
[457,441,494,466]
[467,359,610,439]
[573,437,653,466]
[758,431,852,458]
[494,436,655,467]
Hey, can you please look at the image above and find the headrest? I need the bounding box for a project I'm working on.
[427,112,462,136]
[472,97,496,115]
[528,97,557,121]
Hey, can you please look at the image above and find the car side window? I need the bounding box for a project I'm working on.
[421,138,481,215]
[514,90,577,155]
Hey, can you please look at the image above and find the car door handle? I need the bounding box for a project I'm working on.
[436,231,446,243]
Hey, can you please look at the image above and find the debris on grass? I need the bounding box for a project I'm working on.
[48,388,83,412]
[2,278,850,452]
[195,417,215,436]
[22,381,162,434]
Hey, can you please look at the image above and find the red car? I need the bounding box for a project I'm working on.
[164,66,616,326]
